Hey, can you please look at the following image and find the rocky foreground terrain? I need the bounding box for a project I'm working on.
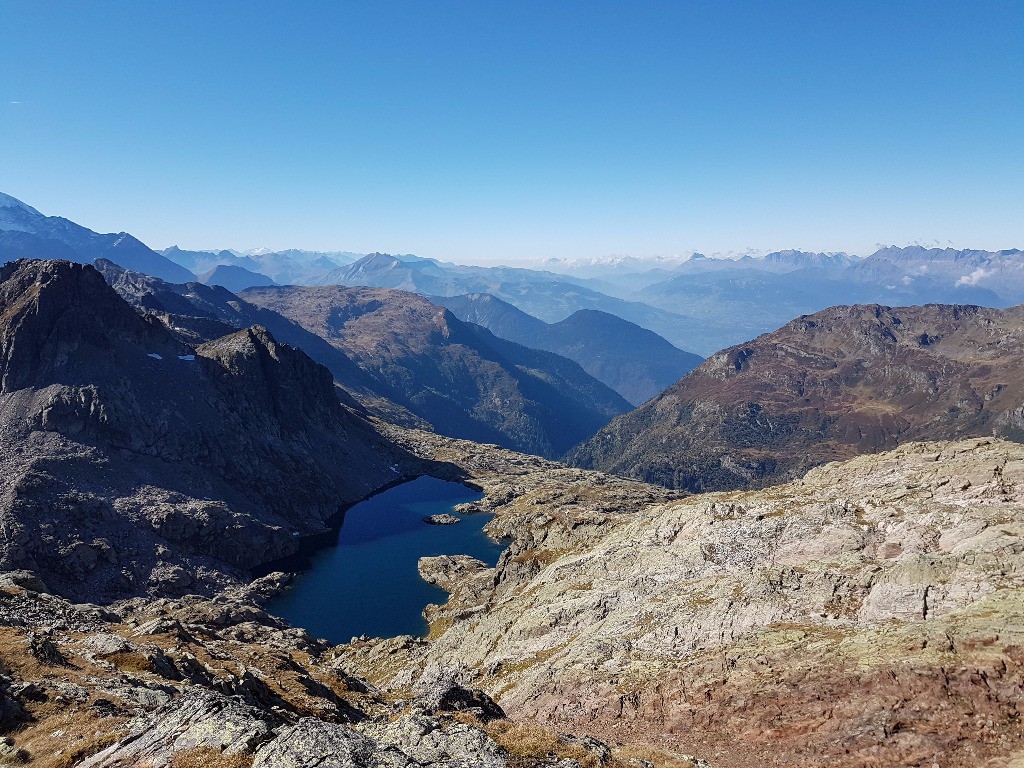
[570,303,1024,491]
[342,431,1024,768]
[0,431,698,768]
[0,572,683,768]
[0,259,418,602]
[1,429,1020,767]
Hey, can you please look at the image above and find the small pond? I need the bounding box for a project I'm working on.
[266,476,502,643]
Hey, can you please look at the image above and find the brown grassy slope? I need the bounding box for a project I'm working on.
[569,303,1024,491]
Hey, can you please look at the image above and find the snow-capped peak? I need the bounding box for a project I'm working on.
[0,192,43,217]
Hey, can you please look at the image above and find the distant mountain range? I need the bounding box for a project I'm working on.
[161,245,359,286]
[310,251,709,353]
[298,248,1024,356]
[631,248,1011,352]
[3,190,1022,358]
[568,303,1024,491]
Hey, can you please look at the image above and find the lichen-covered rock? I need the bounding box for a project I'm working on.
[360,707,507,767]
[80,689,276,767]
[251,719,376,768]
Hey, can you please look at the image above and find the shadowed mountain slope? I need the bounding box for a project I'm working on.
[96,259,424,427]
[199,263,275,292]
[0,259,411,601]
[568,302,1024,491]
[241,285,631,457]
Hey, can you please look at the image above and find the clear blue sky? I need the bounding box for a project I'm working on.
[1,0,1021,261]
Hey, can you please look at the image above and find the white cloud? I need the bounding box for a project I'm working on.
[955,267,993,287]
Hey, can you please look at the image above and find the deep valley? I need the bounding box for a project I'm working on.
[0,194,1021,768]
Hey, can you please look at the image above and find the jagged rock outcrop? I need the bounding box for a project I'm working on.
[0,259,413,601]
[569,303,1024,491]
[80,689,276,766]
[0,580,640,768]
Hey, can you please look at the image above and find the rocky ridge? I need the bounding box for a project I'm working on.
[0,259,414,602]
[569,303,1024,492]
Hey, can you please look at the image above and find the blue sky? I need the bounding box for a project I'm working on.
[1,0,1022,261]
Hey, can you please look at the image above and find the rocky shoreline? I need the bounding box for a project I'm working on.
[1,422,1022,765]
[338,431,1024,767]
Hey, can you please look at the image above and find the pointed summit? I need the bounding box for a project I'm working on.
[0,192,43,217]
[0,191,195,283]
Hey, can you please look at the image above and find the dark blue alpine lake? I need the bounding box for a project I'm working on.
[266,476,501,643]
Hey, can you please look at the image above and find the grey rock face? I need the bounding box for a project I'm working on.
[0,259,413,601]
[252,719,377,768]
[361,707,507,767]
[80,689,276,767]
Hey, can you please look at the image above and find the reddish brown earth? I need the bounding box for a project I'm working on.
[569,303,1024,492]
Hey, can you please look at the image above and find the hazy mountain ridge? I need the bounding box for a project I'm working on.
[199,263,276,292]
[162,245,360,284]
[435,293,703,405]
[313,251,708,353]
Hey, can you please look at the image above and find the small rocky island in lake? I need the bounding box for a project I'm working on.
[423,513,461,525]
